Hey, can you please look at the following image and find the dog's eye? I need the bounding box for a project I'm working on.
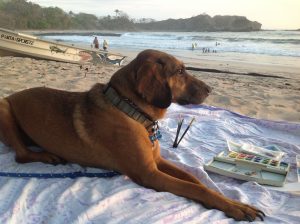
[177,69,184,75]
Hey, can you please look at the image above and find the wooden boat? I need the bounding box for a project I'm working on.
[0,28,125,65]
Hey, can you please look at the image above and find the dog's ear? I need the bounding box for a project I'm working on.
[136,62,172,108]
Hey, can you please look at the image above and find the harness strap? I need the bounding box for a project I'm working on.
[103,84,162,144]
[103,84,156,130]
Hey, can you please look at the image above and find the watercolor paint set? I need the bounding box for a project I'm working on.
[204,150,290,187]
[226,140,285,161]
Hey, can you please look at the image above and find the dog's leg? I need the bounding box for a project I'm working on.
[126,162,264,221]
[156,159,265,220]
[157,158,201,184]
[0,99,64,164]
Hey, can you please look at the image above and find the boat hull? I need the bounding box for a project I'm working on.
[0,28,125,65]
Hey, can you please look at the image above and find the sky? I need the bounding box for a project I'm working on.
[29,0,300,30]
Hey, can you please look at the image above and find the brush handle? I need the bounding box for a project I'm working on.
[173,119,184,147]
[176,117,195,147]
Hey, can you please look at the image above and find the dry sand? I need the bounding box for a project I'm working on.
[0,53,299,123]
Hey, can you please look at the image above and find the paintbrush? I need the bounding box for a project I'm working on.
[173,116,184,147]
[173,117,195,148]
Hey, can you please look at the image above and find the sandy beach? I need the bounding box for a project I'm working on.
[0,52,299,123]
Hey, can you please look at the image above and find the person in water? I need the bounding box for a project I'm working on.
[93,37,99,49]
[103,39,108,51]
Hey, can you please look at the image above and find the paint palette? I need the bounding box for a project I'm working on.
[204,151,290,187]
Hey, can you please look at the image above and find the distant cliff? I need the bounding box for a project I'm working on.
[137,14,261,32]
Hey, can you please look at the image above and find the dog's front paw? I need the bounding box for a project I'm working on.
[16,151,66,165]
[225,201,265,222]
[38,152,67,165]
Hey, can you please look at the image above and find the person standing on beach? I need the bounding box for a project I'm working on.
[192,43,198,50]
[192,43,195,50]
[103,39,108,51]
[93,37,99,49]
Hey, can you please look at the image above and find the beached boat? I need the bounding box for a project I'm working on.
[0,28,125,65]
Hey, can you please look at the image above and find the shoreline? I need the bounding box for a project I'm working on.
[0,50,299,123]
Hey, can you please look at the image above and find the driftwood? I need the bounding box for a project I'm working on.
[186,67,285,79]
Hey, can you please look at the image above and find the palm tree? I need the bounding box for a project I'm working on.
[114,9,120,17]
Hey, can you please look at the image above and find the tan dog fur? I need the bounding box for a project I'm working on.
[0,49,264,221]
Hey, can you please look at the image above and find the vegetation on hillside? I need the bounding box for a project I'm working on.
[0,0,135,30]
[137,14,261,32]
[0,0,261,31]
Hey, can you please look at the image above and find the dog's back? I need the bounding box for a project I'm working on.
[5,87,93,161]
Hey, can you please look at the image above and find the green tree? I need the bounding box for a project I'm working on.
[114,9,120,17]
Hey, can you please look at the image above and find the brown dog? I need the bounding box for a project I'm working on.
[0,49,264,221]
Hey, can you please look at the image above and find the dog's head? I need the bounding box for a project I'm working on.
[131,49,211,109]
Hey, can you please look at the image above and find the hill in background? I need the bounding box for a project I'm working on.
[137,14,261,32]
[0,0,261,31]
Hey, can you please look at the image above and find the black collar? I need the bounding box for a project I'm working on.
[103,84,156,130]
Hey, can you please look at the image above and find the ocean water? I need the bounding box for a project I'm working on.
[42,31,300,57]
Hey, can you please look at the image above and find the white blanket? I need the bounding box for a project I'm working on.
[0,104,299,224]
